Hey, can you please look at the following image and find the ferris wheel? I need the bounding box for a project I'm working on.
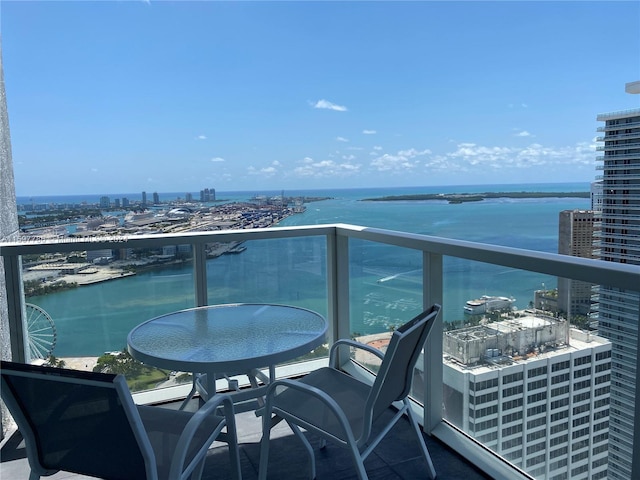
[25,303,57,361]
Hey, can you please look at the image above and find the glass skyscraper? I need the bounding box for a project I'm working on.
[594,81,640,480]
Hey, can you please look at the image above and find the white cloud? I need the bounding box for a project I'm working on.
[336,136,349,142]
[437,141,596,171]
[247,161,281,177]
[196,135,207,140]
[515,130,532,137]
[293,157,361,178]
[312,99,347,112]
[362,129,377,135]
[210,157,225,162]
[370,148,431,172]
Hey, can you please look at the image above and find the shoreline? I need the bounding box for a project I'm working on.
[58,357,98,371]
[362,191,590,204]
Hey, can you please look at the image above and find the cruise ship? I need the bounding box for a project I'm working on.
[464,295,516,315]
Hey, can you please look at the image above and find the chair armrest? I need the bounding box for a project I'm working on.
[329,338,385,369]
[169,394,236,479]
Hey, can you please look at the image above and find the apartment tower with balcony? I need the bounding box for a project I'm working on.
[443,315,611,479]
[594,80,640,480]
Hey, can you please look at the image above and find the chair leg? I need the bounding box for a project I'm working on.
[348,444,369,480]
[191,457,207,480]
[286,420,316,479]
[258,417,274,480]
[406,403,436,479]
[227,426,242,480]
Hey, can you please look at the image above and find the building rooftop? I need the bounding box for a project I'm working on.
[443,313,609,371]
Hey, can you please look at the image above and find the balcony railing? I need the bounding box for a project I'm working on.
[1,224,639,480]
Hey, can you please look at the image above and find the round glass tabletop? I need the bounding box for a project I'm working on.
[127,303,327,373]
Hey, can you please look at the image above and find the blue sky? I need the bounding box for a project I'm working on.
[2,1,639,196]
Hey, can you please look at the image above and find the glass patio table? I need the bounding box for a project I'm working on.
[127,303,327,408]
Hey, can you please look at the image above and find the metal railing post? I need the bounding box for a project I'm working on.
[193,242,208,307]
[423,251,443,433]
[327,228,350,364]
[4,254,26,363]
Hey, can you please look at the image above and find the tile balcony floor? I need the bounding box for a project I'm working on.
[1,401,491,480]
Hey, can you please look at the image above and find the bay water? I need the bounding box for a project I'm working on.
[26,183,591,357]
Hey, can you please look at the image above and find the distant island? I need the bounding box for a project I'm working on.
[362,192,590,204]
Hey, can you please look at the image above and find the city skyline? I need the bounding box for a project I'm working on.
[2,1,639,196]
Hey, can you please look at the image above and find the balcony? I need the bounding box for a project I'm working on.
[1,224,639,479]
[1,397,491,480]
[596,143,640,152]
[596,133,640,142]
[596,154,640,162]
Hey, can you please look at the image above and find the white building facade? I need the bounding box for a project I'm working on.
[443,316,611,480]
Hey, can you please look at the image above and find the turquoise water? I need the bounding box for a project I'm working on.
[27,183,591,356]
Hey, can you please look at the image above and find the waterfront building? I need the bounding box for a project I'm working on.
[557,210,597,319]
[200,188,215,202]
[185,192,193,202]
[86,248,113,263]
[114,198,120,208]
[593,80,640,480]
[142,191,147,206]
[153,192,160,204]
[122,197,129,207]
[99,196,110,208]
[443,315,611,479]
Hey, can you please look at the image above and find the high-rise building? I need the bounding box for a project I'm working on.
[141,191,147,206]
[99,196,110,208]
[557,210,597,319]
[443,315,611,479]
[199,188,215,202]
[590,181,603,212]
[122,197,129,207]
[153,192,160,204]
[593,80,640,480]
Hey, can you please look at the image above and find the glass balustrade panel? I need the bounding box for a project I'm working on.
[206,236,330,366]
[21,244,195,391]
[347,239,424,374]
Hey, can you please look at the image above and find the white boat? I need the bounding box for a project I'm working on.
[464,295,515,315]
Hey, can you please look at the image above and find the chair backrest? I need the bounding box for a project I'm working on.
[366,304,441,422]
[0,360,154,480]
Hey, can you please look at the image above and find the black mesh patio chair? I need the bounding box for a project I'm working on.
[0,360,241,480]
[258,304,441,480]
